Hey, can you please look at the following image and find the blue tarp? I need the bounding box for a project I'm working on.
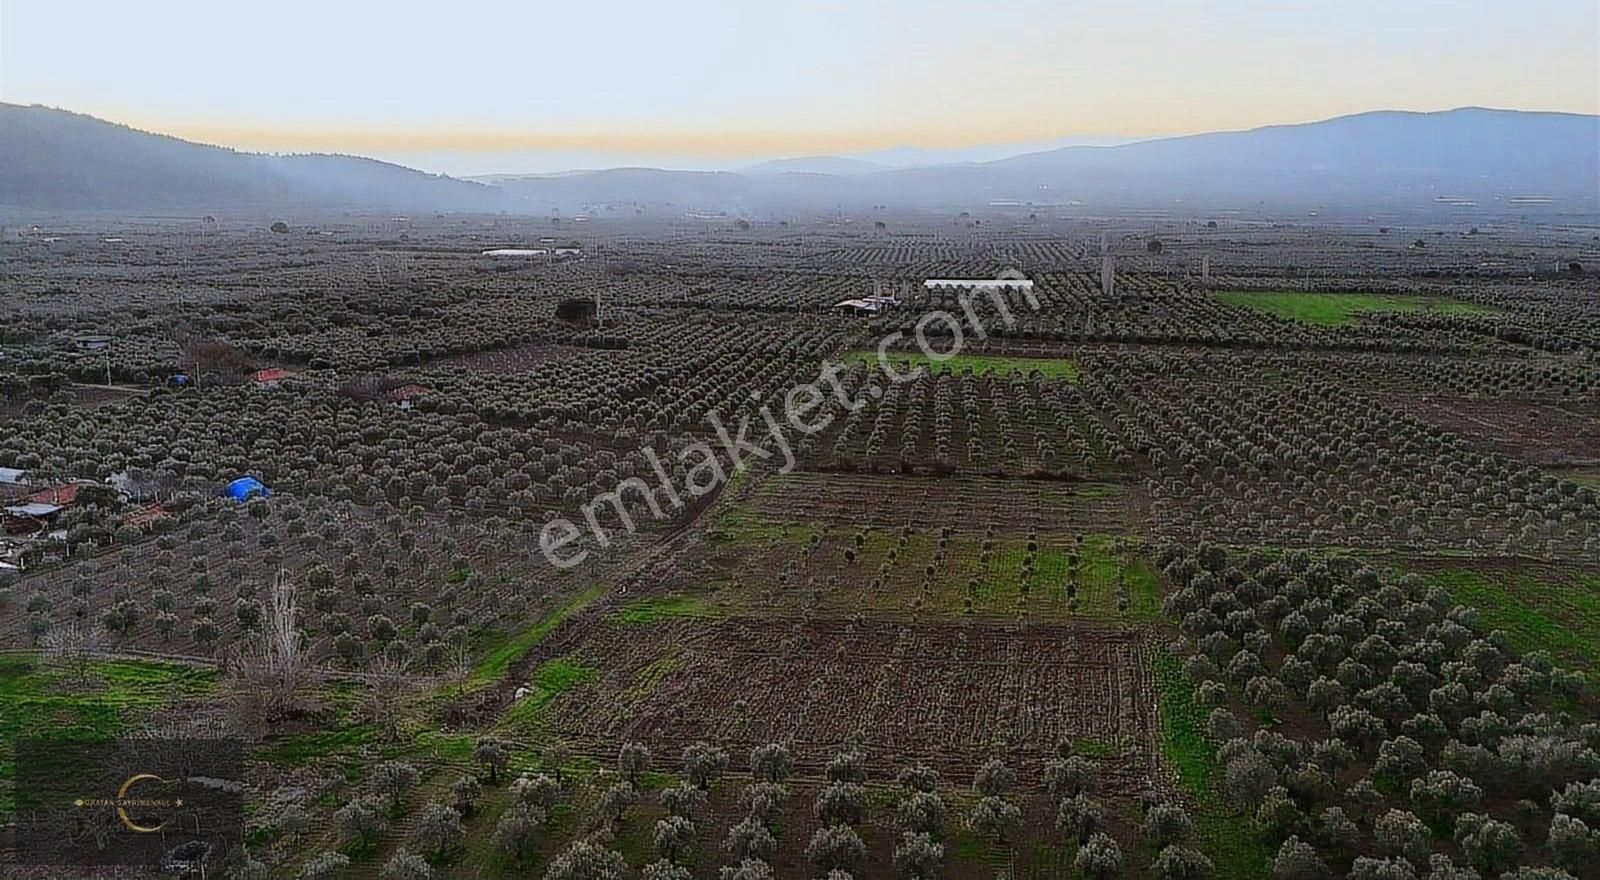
[225,476,269,502]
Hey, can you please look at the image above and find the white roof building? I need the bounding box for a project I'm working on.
[481,248,548,257]
[833,298,888,314]
[5,502,62,518]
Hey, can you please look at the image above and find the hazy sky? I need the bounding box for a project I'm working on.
[3,0,1596,174]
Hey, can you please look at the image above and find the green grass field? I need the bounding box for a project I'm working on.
[1419,568,1600,672]
[1154,651,1271,879]
[1556,468,1600,489]
[0,657,216,816]
[468,583,607,690]
[846,351,1080,381]
[699,508,1161,622]
[1217,291,1494,326]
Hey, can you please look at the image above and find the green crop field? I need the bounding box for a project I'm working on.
[1217,291,1494,326]
[1420,567,1600,672]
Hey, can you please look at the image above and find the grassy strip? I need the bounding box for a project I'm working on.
[1217,291,1493,326]
[1554,468,1600,489]
[469,584,607,690]
[611,595,720,624]
[266,724,378,766]
[1154,651,1271,878]
[845,351,1080,382]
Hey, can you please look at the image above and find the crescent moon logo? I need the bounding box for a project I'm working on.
[116,774,171,833]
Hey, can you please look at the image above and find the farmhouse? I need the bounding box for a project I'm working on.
[833,293,902,314]
[386,384,432,411]
[251,367,291,387]
[833,298,887,315]
[25,482,87,507]
[2,501,62,534]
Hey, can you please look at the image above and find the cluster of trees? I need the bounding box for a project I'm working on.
[1163,542,1600,877]
[14,492,498,667]
[1095,351,1600,556]
[879,272,1516,355]
[817,366,1109,477]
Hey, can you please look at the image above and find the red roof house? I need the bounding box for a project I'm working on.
[27,483,84,506]
[252,368,291,385]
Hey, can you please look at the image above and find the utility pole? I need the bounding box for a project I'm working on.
[1100,232,1115,298]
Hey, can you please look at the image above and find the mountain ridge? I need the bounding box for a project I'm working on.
[0,103,505,212]
[3,103,1595,217]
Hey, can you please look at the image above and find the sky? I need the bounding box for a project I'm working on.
[2,0,1596,174]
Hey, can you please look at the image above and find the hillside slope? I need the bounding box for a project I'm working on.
[0,103,505,212]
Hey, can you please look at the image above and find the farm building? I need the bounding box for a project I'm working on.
[3,501,62,531]
[0,467,29,485]
[833,290,902,315]
[481,248,547,257]
[251,368,291,387]
[833,298,893,315]
[3,479,100,534]
[25,482,87,507]
[106,468,176,502]
[386,384,432,411]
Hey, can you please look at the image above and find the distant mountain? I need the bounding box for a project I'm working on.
[846,135,1145,169]
[2,104,1595,218]
[982,107,1599,207]
[482,108,1600,217]
[743,156,889,176]
[0,103,504,212]
[742,137,1144,177]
